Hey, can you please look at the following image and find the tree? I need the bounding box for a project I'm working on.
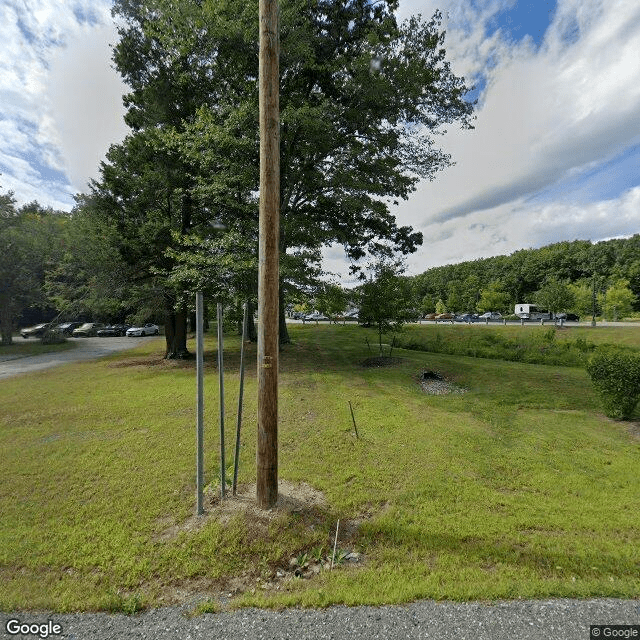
[476,280,511,314]
[568,280,594,319]
[358,260,410,355]
[533,277,575,316]
[315,282,348,322]
[599,279,636,321]
[99,0,474,349]
[45,196,136,323]
[0,195,68,345]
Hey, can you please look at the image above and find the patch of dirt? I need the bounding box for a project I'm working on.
[108,357,190,369]
[627,421,640,441]
[152,480,366,609]
[416,370,467,395]
[361,356,405,368]
[154,480,328,543]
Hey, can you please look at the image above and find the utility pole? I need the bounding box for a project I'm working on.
[257,0,279,509]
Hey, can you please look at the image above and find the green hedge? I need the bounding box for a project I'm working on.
[586,348,640,419]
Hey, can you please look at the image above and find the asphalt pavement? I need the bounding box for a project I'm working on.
[2,599,639,640]
[0,336,150,379]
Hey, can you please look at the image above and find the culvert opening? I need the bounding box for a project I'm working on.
[420,370,444,381]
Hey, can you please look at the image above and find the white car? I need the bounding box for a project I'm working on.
[126,323,159,336]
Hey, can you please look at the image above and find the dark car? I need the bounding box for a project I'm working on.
[56,322,83,336]
[20,323,55,339]
[455,313,479,323]
[72,322,105,337]
[556,313,580,322]
[97,324,130,337]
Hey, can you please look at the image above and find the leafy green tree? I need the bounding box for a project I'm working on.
[459,274,481,313]
[435,298,446,314]
[358,260,411,355]
[569,280,595,319]
[0,195,68,344]
[599,279,636,321]
[315,282,348,323]
[420,293,436,316]
[533,277,575,316]
[45,196,136,323]
[98,0,474,350]
[477,280,511,314]
[445,281,463,314]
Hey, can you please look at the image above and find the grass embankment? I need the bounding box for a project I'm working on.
[1,324,639,612]
[395,323,640,367]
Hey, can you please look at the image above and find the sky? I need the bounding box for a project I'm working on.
[2,0,640,282]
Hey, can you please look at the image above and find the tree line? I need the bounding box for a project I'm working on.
[407,236,640,319]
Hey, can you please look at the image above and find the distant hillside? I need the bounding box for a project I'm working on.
[408,235,640,315]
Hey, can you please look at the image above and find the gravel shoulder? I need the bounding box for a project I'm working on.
[0,336,150,379]
[2,599,639,640]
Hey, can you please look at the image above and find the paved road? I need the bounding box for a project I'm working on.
[0,336,151,379]
[2,599,639,640]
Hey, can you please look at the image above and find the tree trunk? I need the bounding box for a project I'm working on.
[164,305,191,359]
[0,295,13,345]
[188,311,197,334]
[279,294,290,345]
[247,300,257,342]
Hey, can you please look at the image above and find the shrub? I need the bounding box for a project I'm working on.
[586,348,640,419]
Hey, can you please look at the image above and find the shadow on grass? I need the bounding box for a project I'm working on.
[362,520,637,579]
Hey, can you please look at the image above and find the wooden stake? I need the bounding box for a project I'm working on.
[257,0,280,509]
[232,301,249,496]
[348,401,359,439]
[331,519,340,570]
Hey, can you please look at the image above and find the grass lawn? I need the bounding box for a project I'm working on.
[1,324,639,612]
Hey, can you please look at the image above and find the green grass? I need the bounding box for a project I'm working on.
[1,325,639,611]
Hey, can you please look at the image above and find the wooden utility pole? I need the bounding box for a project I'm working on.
[257,0,279,509]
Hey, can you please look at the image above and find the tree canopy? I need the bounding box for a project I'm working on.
[87,0,474,353]
[0,193,69,344]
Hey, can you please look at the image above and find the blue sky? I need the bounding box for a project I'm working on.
[2,0,639,278]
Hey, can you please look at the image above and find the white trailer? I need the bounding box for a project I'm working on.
[514,304,552,320]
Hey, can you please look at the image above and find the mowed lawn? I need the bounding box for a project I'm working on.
[1,324,639,612]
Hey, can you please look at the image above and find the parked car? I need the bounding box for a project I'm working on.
[555,313,580,321]
[73,322,106,337]
[20,322,55,339]
[56,321,83,336]
[97,324,130,337]
[126,323,159,336]
[435,312,454,320]
[303,313,328,322]
[423,313,438,320]
[455,313,479,323]
[479,311,503,320]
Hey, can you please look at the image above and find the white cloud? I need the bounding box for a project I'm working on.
[0,0,126,209]
[405,186,640,272]
[380,0,640,277]
[47,21,128,193]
